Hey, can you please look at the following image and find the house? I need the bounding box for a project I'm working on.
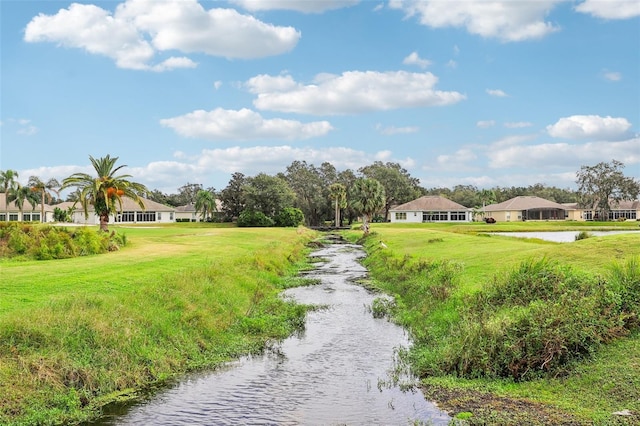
[483,196,569,222]
[175,200,223,222]
[390,195,472,223]
[58,196,176,225]
[564,199,639,221]
[0,193,55,222]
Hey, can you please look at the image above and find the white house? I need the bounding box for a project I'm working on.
[175,200,223,222]
[58,196,176,225]
[390,195,472,223]
[0,193,54,222]
[483,196,568,222]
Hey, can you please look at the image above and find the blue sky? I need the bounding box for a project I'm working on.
[1,0,639,194]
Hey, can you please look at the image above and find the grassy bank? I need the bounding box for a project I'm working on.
[0,224,317,425]
[345,221,640,425]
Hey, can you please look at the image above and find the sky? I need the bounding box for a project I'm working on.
[1,0,639,195]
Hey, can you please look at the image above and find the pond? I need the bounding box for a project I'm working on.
[490,230,640,243]
[88,240,451,425]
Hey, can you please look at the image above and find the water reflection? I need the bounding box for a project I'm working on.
[91,242,451,425]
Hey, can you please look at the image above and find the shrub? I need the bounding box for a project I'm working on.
[434,258,634,380]
[237,210,274,227]
[575,230,591,241]
[274,207,305,227]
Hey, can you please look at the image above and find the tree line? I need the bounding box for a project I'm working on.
[1,158,638,229]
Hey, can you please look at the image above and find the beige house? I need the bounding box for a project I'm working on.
[567,199,639,221]
[483,196,569,222]
[390,195,472,223]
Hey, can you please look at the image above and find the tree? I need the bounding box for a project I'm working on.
[7,185,39,219]
[329,183,347,227]
[194,189,217,222]
[219,172,247,222]
[284,161,327,226]
[349,178,386,235]
[0,169,20,221]
[61,155,148,232]
[359,161,421,220]
[243,173,296,219]
[576,160,640,221]
[28,176,60,223]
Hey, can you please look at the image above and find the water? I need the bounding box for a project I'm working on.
[91,240,451,425]
[490,230,640,243]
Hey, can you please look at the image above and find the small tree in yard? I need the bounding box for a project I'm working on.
[350,178,386,235]
[61,155,148,232]
[28,176,60,223]
[194,189,217,222]
[576,160,640,221]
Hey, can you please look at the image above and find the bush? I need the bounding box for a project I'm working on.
[575,230,591,241]
[237,210,275,227]
[0,223,126,260]
[274,207,304,227]
[433,258,635,380]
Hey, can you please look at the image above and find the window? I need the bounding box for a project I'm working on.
[117,211,135,222]
[170,212,174,220]
[9,214,18,221]
[395,212,407,220]
[450,211,466,221]
[0,214,5,221]
[136,211,157,222]
[158,212,162,220]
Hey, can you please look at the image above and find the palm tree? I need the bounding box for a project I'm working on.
[350,178,386,235]
[0,169,20,221]
[7,185,39,220]
[329,183,347,227]
[194,189,217,222]
[28,176,60,223]
[61,155,148,232]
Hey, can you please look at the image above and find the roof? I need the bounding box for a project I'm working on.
[0,193,51,212]
[391,195,470,212]
[59,196,175,212]
[175,199,223,212]
[484,196,567,212]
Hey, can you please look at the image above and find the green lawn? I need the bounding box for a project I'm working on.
[0,224,318,425]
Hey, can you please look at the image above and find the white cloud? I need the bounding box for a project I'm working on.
[446,60,458,69]
[486,88,508,97]
[4,118,39,136]
[437,148,477,168]
[247,70,466,115]
[160,108,333,141]
[504,121,533,128]
[388,0,562,42]
[575,0,640,19]
[213,81,223,90]
[487,137,640,169]
[603,71,622,81]
[230,0,359,13]
[546,115,632,140]
[375,124,420,135]
[403,51,431,69]
[477,120,495,128]
[24,0,301,71]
